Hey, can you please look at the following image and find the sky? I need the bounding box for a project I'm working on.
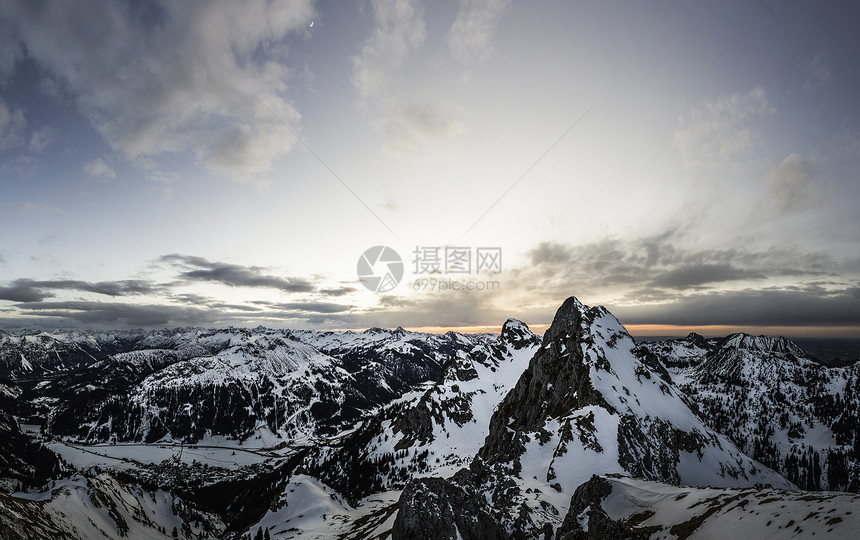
[1,0,859,337]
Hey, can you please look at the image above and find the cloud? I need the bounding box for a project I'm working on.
[650,263,767,289]
[172,293,214,306]
[502,233,860,333]
[1,0,313,181]
[614,286,860,327]
[0,278,165,303]
[259,301,352,314]
[6,297,358,329]
[527,242,575,266]
[351,0,426,104]
[522,239,649,288]
[28,126,53,152]
[135,156,179,197]
[447,0,511,63]
[366,290,507,328]
[83,158,116,180]
[673,86,774,166]
[351,1,472,163]
[12,301,217,328]
[767,153,818,211]
[514,235,844,303]
[382,103,467,162]
[803,53,831,93]
[319,286,358,297]
[0,97,26,149]
[0,281,51,303]
[161,254,315,293]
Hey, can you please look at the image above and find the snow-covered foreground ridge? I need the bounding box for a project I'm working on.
[557,474,860,539]
[1,295,859,539]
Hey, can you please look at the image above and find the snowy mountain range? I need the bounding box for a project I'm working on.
[1,296,859,539]
[641,331,860,492]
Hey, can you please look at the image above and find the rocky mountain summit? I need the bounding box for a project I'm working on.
[392,297,790,538]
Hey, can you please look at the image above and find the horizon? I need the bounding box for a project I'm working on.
[4,320,860,341]
[2,1,859,338]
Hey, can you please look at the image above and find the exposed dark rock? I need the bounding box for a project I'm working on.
[556,475,651,540]
[0,395,62,492]
[392,475,506,540]
[479,297,612,469]
[500,318,542,350]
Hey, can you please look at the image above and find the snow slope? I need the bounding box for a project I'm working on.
[564,474,860,539]
[0,472,224,539]
[658,332,860,491]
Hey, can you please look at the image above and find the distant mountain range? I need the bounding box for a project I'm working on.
[1,297,859,538]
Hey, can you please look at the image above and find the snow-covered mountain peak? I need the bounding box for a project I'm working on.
[720,332,807,356]
[660,331,860,492]
[694,332,816,381]
[684,331,711,349]
[499,318,540,349]
[481,297,787,488]
[541,295,588,345]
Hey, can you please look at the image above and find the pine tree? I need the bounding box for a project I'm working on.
[813,451,822,490]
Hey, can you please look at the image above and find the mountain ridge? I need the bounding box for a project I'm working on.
[2,296,858,538]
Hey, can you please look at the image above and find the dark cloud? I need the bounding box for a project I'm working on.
[171,293,262,312]
[617,287,680,304]
[306,314,351,325]
[209,303,263,312]
[0,281,51,302]
[519,237,847,296]
[171,293,214,305]
[319,286,358,297]
[6,298,357,330]
[161,254,314,293]
[74,280,164,296]
[508,236,860,334]
[651,264,767,289]
[276,302,352,314]
[253,300,352,314]
[613,287,860,327]
[0,278,163,302]
[13,301,217,328]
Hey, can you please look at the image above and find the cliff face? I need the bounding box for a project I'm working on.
[394,296,791,537]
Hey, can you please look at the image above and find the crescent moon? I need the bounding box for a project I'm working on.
[309,21,314,27]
